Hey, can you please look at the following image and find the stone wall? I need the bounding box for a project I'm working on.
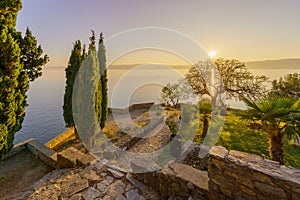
[133,161,209,199]
[208,146,300,200]
[132,145,300,199]
[45,127,75,150]
[108,102,155,114]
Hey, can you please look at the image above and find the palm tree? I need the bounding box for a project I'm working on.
[237,95,300,164]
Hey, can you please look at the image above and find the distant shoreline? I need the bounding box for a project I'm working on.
[47,58,300,70]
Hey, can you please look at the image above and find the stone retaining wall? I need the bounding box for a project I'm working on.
[208,146,300,200]
[132,161,209,199]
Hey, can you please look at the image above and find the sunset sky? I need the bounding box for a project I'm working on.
[16,0,300,66]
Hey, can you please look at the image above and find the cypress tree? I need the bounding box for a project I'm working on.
[98,33,108,129]
[89,30,102,125]
[72,31,100,147]
[0,0,48,158]
[63,40,84,128]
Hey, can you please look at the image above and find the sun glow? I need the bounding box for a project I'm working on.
[208,51,217,58]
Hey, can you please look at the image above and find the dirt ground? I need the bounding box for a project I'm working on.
[0,149,53,200]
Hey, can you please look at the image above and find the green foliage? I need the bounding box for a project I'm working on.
[64,31,108,133]
[161,83,181,108]
[236,95,300,164]
[271,73,300,99]
[98,33,108,129]
[72,51,100,146]
[0,0,22,30]
[0,26,27,157]
[198,98,212,114]
[166,119,178,133]
[88,31,102,125]
[63,40,85,127]
[0,0,48,158]
[19,28,49,81]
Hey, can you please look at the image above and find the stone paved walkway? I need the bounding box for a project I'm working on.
[28,161,161,200]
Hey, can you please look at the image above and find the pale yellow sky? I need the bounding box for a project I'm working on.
[17,0,300,66]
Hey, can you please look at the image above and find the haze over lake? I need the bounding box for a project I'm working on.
[14,61,300,144]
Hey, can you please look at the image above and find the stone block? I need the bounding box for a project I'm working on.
[209,146,228,159]
[254,181,287,199]
[76,153,95,168]
[27,139,58,168]
[169,162,208,191]
[57,147,86,168]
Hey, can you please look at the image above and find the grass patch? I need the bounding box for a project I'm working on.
[194,111,300,168]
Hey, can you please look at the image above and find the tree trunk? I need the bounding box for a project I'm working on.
[269,132,284,165]
[201,115,209,138]
[73,126,80,141]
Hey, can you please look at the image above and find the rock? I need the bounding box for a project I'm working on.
[105,180,126,198]
[209,146,228,159]
[76,153,95,168]
[107,168,125,179]
[32,169,70,191]
[126,189,142,200]
[126,173,147,190]
[68,194,82,200]
[101,172,107,177]
[96,181,107,192]
[92,161,106,173]
[81,168,102,182]
[57,147,86,168]
[106,176,114,184]
[102,195,111,200]
[116,195,126,200]
[125,184,133,191]
[65,175,89,195]
[83,187,101,200]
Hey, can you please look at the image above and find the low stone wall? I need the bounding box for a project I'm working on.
[208,146,300,200]
[108,102,154,114]
[5,138,58,169]
[27,139,58,169]
[132,161,209,199]
[45,127,75,150]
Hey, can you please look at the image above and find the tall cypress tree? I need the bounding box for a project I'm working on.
[89,30,102,125]
[63,40,84,128]
[98,33,108,129]
[0,0,48,158]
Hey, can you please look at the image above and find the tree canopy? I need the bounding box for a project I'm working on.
[186,58,268,101]
[0,0,48,158]
[271,73,300,99]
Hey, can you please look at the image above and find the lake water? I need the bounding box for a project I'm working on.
[14,65,300,144]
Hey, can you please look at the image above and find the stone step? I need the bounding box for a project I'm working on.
[57,147,95,168]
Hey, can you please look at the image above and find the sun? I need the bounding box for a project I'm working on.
[208,51,217,59]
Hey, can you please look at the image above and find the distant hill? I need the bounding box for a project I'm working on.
[108,59,300,70]
[245,58,300,69]
[108,64,190,70]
